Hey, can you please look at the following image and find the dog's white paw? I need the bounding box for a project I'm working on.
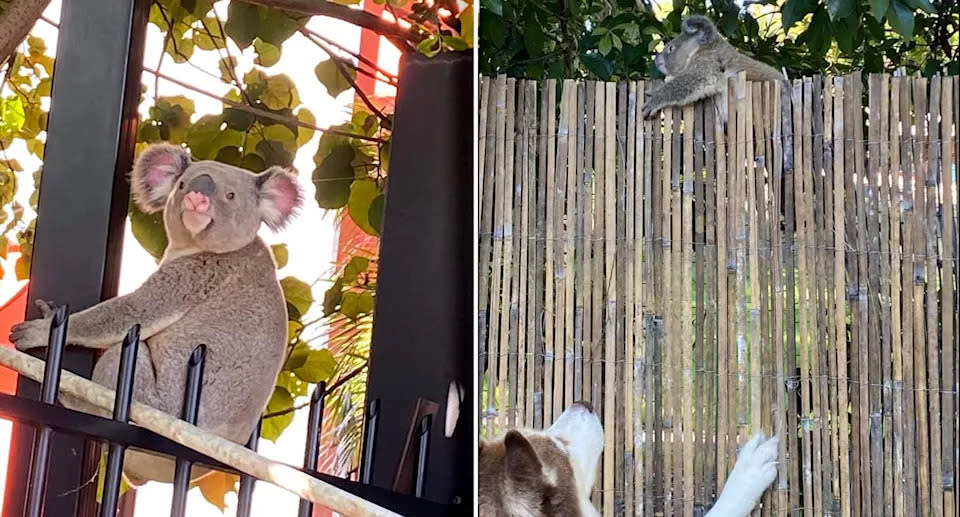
[707,433,779,517]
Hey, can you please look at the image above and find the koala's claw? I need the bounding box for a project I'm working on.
[641,103,660,120]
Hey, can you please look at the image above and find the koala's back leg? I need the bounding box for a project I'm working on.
[59,341,164,417]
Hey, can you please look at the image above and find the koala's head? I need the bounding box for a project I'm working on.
[131,143,303,254]
[478,402,603,517]
[655,15,719,77]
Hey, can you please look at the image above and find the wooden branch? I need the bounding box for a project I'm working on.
[236,0,422,48]
[0,1,52,64]
[0,346,401,517]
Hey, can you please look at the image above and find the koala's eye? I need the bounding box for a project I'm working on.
[178,181,185,190]
[667,44,675,53]
[226,192,235,200]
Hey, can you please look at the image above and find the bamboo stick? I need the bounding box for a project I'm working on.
[625,80,638,516]
[912,77,930,517]
[486,75,508,436]
[899,75,918,515]
[939,75,957,517]
[771,80,789,517]
[681,102,695,517]
[832,75,850,517]
[500,78,517,429]
[0,348,402,517]
[888,75,905,517]
[925,76,943,517]
[603,81,617,517]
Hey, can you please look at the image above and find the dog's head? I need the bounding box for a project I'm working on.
[478,401,603,517]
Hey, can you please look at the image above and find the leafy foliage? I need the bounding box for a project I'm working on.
[479,0,959,80]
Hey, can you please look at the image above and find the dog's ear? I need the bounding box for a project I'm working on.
[504,430,547,488]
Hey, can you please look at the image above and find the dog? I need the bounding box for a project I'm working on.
[478,401,779,517]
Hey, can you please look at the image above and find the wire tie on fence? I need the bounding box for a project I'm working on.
[785,376,800,391]
[943,471,955,490]
[544,351,554,362]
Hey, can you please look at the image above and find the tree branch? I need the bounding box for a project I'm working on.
[236,0,422,49]
[0,0,52,64]
[300,29,393,130]
[142,66,383,143]
[262,362,368,420]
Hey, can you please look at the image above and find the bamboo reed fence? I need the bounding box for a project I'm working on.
[478,73,959,517]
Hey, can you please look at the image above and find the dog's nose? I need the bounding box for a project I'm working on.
[571,400,595,413]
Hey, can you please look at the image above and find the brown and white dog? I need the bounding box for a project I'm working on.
[479,401,779,517]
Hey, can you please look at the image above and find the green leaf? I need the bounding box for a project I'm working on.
[263,124,298,153]
[368,193,385,236]
[224,1,260,48]
[803,9,831,56]
[261,387,295,441]
[257,8,307,47]
[483,0,503,16]
[322,278,344,316]
[783,0,817,30]
[598,34,613,56]
[358,292,374,314]
[295,108,316,147]
[280,276,313,316]
[459,5,474,46]
[254,38,282,67]
[417,35,441,57]
[271,244,289,268]
[0,96,26,137]
[223,107,255,131]
[313,143,356,209]
[868,0,890,21]
[886,0,915,38]
[194,17,226,50]
[580,52,613,80]
[523,19,544,57]
[479,11,505,48]
[185,115,244,160]
[340,291,362,319]
[276,370,308,397]
[218,56,238,82]
[347,179,379,236]
[128,202,167,260]
[901,0,935,13]
[284,340,310,370]
[826,0,855,20]
[293,348,336,383]
[260,74,298,110]
[342,256,369,284]
[314,59,354,98]
[441,35,470,51]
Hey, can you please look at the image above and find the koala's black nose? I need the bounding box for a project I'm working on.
[187,174,216,196]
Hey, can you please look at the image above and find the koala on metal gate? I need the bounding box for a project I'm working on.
[10,142,303,485]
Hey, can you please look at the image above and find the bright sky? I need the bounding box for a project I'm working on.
[4,1,362,515]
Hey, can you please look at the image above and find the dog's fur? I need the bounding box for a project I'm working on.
[479,402,779,517]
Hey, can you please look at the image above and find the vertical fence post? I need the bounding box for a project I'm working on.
[235,421,261,517]
[99,325,141,517]
[24,305,69,517]
[170,345,207,517]
[297,382,327,517]
[414,414,432,499]
[360,399,380,485]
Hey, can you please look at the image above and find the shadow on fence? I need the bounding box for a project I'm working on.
[478,72,959,517]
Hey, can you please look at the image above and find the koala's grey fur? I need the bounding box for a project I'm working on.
[10,143,303,485]
[641,15,787,122]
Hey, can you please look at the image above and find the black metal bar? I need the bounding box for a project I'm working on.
[170,345,206,517]
[360,398,379,485]
[0,391,458,516]
[414,414,432,499]
[297,382,327,517]
[5,0,151,515]
[99,325,141,517]
[235,420,261,517]
[24,305,69,517]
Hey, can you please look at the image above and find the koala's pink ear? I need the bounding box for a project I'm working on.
[256,167,303,231]
[130,143,191,212]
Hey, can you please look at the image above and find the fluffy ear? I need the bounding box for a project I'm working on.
[683,16,715,44]
[131,143,191,213]
[256,167,303,231]
[504,431,547,488]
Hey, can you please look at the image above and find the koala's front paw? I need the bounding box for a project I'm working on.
[10,318,53,351]
[641,101,661,120]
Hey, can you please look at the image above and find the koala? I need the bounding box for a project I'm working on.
[10,142,303,485]
[641,15,787,121]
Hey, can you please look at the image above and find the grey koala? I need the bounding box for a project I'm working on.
[10,142,303,485]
